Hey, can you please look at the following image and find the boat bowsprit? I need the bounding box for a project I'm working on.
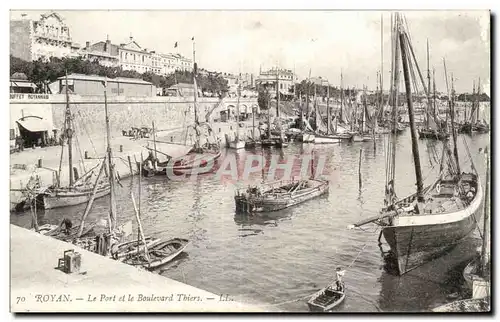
[235,178,329,213]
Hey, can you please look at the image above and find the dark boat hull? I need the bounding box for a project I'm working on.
[418,129,450,140]
[235,179,329,213]
[382,209,480,275]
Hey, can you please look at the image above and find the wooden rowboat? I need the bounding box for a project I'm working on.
[122,238,189,269]
[111,237,162,260]
[307,281,346,312]
[30,224,59,235]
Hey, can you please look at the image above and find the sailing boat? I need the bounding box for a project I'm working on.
[350,86,374,142]
[313,80,344,144]
[459,78,490,135]
[143,40,221,177]
[228,76,246,150]
[37,73,110,209]
[349,13,483,276]
[418,40,450,141]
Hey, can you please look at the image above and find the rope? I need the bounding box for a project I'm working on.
[347,243,369,269]
[70,117,86,174]
[77,110,98,155]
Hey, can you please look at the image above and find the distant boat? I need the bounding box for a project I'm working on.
[314,134,341,144]
[307,281,346,312]
[122,238,189,269]
[349,133,373,142]
[418,128,450,140]
[235,178,328,213]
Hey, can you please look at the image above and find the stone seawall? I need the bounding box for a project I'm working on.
[10,94,258,144]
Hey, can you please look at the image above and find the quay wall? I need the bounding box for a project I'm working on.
[10,225,271,312]
[10,94,258,141]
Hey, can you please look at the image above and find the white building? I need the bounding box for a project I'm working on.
[10,12,73,62]
[118,36,152,74]
[256,67,297,98]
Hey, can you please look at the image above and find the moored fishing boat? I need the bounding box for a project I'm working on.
[122,238,190,269]
[36,73,110,209]
[350,13,484,276]
[235,178,328,213]
[41,184,110,209]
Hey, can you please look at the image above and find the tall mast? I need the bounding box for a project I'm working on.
[340,70,344,122]
[471,80,476,123]
[275,67,280,118]
[192,38,198,126]
[476,77,481,122]
[267,88,271,138]
[326,82,330,135]
[306,68,311,121]
[65,72,74,187]
[380,12,384,104]
[400,25,424,202]
[450,72,461,174]
[236,75,241,141]
[313,82,317,131]
[426,39,431,128]
[103,78,116,232]
[481,146,490,277]
[433,68,437,119]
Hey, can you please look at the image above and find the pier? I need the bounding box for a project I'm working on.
[10,225,272,312]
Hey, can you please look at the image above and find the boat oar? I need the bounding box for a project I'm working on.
[131,192,150,263]
[78,155,107,238]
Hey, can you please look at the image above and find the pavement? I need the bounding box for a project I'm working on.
[10,225,273,312]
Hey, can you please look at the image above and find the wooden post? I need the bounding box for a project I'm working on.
[78,156,107,237]
[127,155,134,177]
[131,192,150,262]
[481,146,490,277]
[358,148,363,189]
[38,159,42,168]
[134,155,139,171]
[119,145,123,153]
[84,151,89,159]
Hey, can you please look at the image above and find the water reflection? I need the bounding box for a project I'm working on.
[377,237,480,312]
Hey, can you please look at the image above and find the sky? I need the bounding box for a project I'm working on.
[10,10,491,94]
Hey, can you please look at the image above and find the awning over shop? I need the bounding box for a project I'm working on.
[10,81,37,89]
[16,116,52,132]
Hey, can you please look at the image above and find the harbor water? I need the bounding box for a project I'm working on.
[10,130,490,312]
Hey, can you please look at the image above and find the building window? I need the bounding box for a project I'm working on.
[142,55,144,63]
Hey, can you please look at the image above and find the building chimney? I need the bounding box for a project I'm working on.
[85,41,90,50]
[106,39,111,53]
